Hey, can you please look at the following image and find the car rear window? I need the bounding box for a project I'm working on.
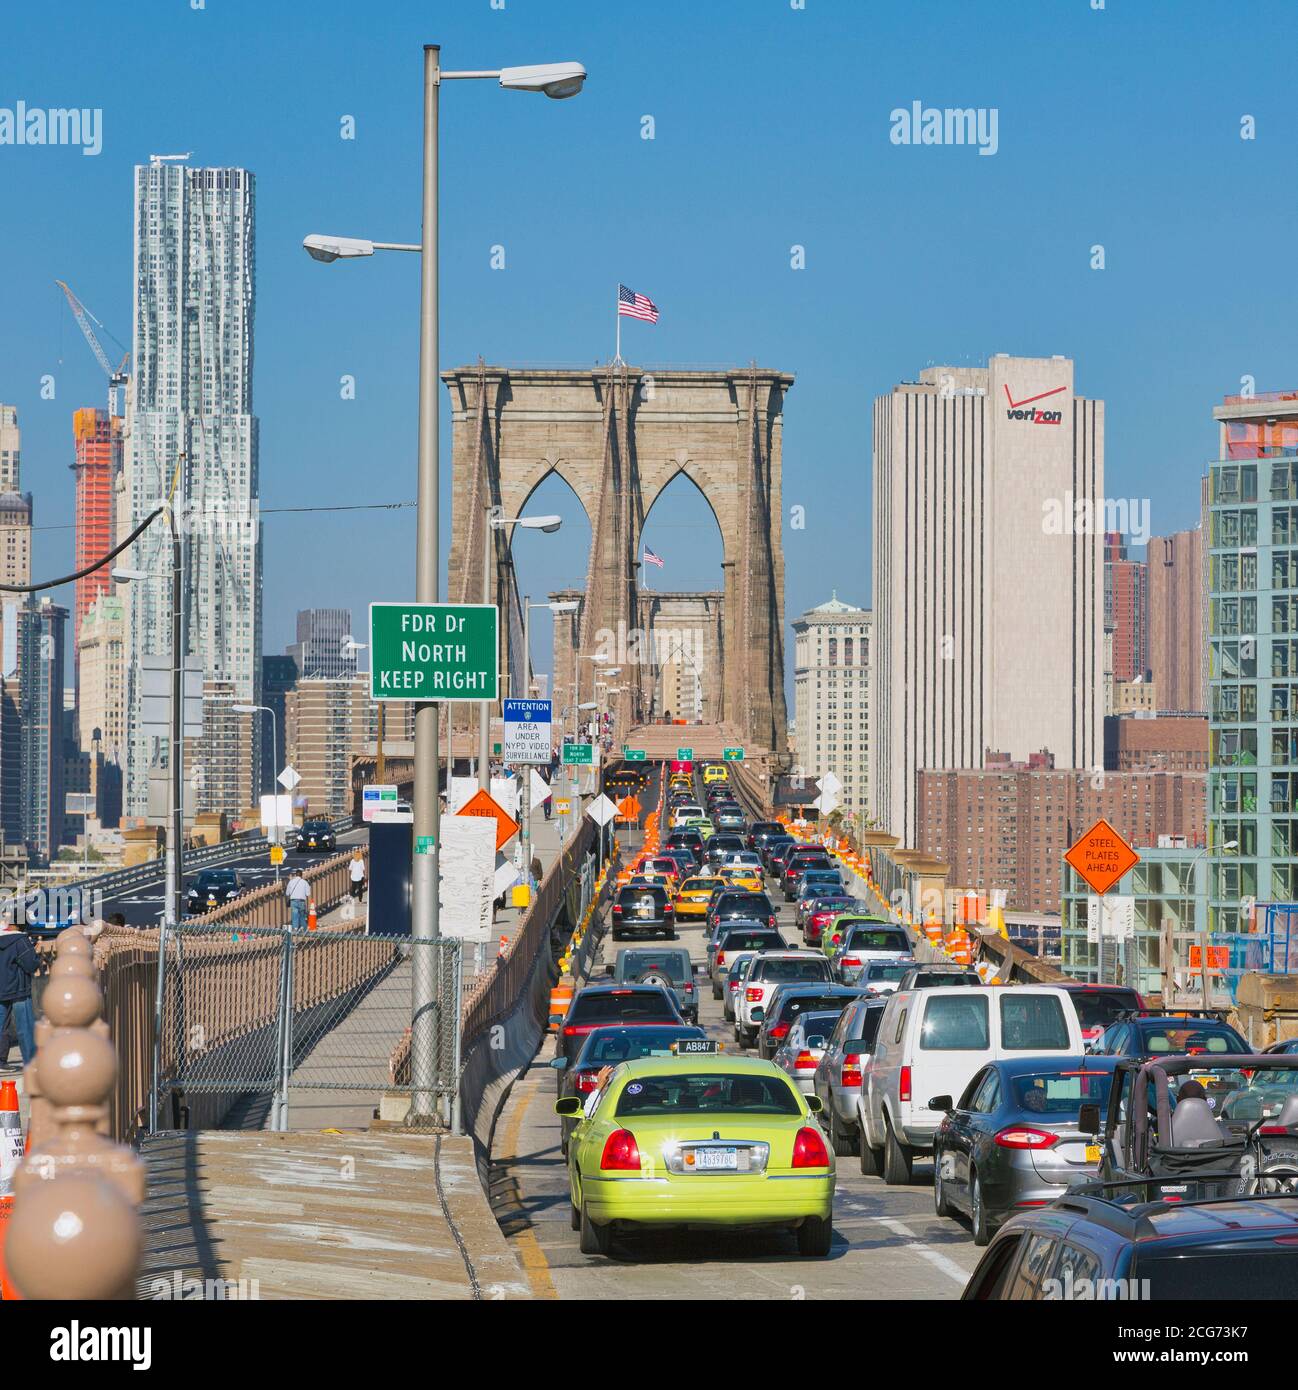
[615,1072,801,1116]
[1000,994,1071,1051]
[719,930,784,952]
[920,994,990,1050]
[1067,989,1142,1030]
[618,886,668,906]
[718,893,773,916]
[570,991,675,1023]
[795,1011,842,1043]
[849,928,910,952]
[777,994,852,1023]
[865,963,910,983]
[681,878,722,892]
[618,953,690,982]
[757,958,833,983]
[1138,1024,1247,1055]
[1008,1069,1113,1114]
[1136,1249,1298,1299]
[578,1028,704,1065]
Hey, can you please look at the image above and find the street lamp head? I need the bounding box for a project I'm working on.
[110,566,149,584]
[231,704,260,714]
[602,667,622,676]
[578,701,598,710]
[514,514,563,533]
[303,234,376,263]
[498,62,586,99]
[547,601,580,613]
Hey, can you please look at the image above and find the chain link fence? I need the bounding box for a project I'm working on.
[153,924,461,1132]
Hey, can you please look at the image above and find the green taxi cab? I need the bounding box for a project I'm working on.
[556,1046,835,1257]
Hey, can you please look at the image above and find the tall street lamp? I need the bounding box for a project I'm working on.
[232,703,281,880]
[302,46,587,1128]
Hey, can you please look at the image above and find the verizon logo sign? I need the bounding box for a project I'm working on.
[1004,384,1065,425]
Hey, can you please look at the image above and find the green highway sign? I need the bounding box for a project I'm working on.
[493,743,502,756]
[623,748,646,761]
[369,602,498,702]
[415,835,436,855]
[676,747,694,760]
[563,742,594,766]
[723,747,745,761]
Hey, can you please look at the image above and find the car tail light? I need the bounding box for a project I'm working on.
[995,1126,1059,1150]
[684,982,694,993]
[841,1053,863,1087]
[841,956,861,968]
[768,916,777,929]
[746,987,762,1001]
[573,1069,600,1094]
[716,952,725,967]
[899,1065,911,1102]
[792,1126,830,1168]
[600,1129,641,1170]
[770,1023,790,1041]
[664,904,674,914]
[563,1025,580,1036]
[794,1051,817,1069]
[1260,1124,1294,1136]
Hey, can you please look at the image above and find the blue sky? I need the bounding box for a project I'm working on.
[3,0,1296,683]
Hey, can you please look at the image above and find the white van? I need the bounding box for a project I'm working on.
[860,985,1084,1184]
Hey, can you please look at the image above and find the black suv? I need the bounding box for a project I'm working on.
[185,868,245,916]
[746,820,785,852]
[295,818,336,853]
[611,882,676,940]
[706,888,778,934]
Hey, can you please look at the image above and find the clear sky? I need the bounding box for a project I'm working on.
[3,0,1296,687]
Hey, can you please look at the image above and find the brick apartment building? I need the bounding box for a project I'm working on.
[1103,714,1209,772]
[916,749,1206,913]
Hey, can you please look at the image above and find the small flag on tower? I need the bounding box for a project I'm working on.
[617,284,659,323]
[644,546,664,569]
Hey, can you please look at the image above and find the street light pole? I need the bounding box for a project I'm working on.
[409,42,443,1125]
[233,704,279,880]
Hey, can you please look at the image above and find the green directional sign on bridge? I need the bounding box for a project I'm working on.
[723,747,745,761]
[563,742,594,766]
[676,747,694,760]
[369,602,498,702]
[623,748,646,761]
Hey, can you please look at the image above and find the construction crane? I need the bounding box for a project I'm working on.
[55,279,130,419]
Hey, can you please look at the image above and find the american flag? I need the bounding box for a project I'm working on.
[644,546,664,568]
[618,284,659,324]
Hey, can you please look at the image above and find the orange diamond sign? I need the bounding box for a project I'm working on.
[1064,818,1139,897]
[457,788,520,851]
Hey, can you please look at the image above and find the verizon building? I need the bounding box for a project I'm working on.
[871,354,1105,846]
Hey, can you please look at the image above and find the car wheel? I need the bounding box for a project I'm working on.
[858,1125,883,1176]
[933,1148,953,1217]
[882,1118,914,1186]
[578,1200,612,1256]
[830,1111,858,1158]
[611,929,622,941]
[712,983,722,1000]
[796,1214,832,1257]
[569,1199,580,1231]
[970,1170,992,1247]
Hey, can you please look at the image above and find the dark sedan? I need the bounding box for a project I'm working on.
[185,868,246,916]
[294,818,336,854]
[931,1056,1119,1246]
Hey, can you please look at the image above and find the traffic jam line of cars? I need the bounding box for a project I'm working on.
[548,763,1298,1294]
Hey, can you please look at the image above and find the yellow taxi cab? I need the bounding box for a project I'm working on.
[703,764,729,786]
[674,874,725,917]
[718,864,762,892]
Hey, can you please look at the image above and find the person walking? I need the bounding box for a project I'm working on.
[285,870,311,931]
[348,849,366,902]
[0,919,39,1065]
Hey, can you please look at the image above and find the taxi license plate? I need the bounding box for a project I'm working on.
[1084,1143,1101,1163]
[309,839,317,846]
[693,1148,738,1171]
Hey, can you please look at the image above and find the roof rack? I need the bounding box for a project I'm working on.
[1115,1008,1231,1022]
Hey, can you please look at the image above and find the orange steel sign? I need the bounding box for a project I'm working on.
[1189,945,1230,970]
[1064,818,1139,896]
[457,788,520,851]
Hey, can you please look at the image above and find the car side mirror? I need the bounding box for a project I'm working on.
[554,1097,584,1117]
[928,1094,954,1114]
[549,1056,568,1070]
[750,1007,764,1021]
[1078,1103,1101,1136]
[805,1095,824,1115]
[604,963,614,976]
[807,1036,828,1050]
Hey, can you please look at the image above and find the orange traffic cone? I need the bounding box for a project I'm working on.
[307,899,318,932]
[0,1079,24,1300]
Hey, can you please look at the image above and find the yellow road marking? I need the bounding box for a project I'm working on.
[495,1066,559,1300]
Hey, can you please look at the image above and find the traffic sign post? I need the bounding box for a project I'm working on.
[562,743,594,766]
[722,747,744,762]
[676,747,693,761]
[623,748,646,761]
[369,602,498,702]
[1066,818,1140,985]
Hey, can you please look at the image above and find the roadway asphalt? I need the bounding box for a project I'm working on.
[95,826,368,926]
[489,770,983,1299]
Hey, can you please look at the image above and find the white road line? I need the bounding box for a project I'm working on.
[869,1216,970,1286]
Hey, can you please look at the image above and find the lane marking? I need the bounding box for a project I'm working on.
[868,1216,970,1285]
[494,1066,559,1300]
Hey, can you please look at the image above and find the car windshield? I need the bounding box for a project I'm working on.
[570,992,674,1023]
[778,995,850,1023]
[195,871,235,889]
[577,1028,704,1066]
[758,958,833,982]
[718,931,783,952]
[865,963,910,983]
[1008,1069,1114,1114]
[794,1012,841,1045]
[848,928,910,952]
[619,953,689,983]
[1068,989,1142,1030]
[1137,1024,1247,1055]
[615,1072,801,1117]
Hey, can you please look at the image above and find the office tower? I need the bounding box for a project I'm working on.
[188,679,258,817]
[0,405,31,591]
[261,653,298,792]
[71,407,122,654]
[1104,531,1148,689]
[1148,521,1207,714]
[122,159,261,816]
[287,608,355,680]
[0,405,19,490]
[792,596,871,816]
[1207,390,1298,932]
[0,678,21,850]
[18,599,68,863]
[871,355,1104,846]
[77,592,126,758]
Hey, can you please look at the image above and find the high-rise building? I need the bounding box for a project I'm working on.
[261,653,297,793]
[285,676,393,820]
[0,405,20,491]
[0,405,31,593]
[18,599,68,863]
[1104,531,1148,691]
[77,593,126,759]
[287,608,354,680]
[871,354,1105,846]
[1207,390,1298,931]
[71,408,122,654]
[188,679,258,818]
[792,596,871,817]
[1148,521,1207,714]
[122,160,261,817]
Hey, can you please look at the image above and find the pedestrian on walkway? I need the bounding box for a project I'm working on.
[542,790,552,821]
[0,919,39,1065]
[285,871,311,931]
[348,848,366,901]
